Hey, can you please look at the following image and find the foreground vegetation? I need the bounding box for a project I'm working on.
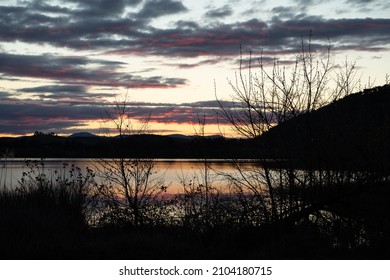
[0,157,390,259]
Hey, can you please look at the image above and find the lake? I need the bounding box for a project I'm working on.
[0,158,257,193]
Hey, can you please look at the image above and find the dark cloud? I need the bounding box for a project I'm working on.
[70,0,142,17]
[271,6,302,19]
[174,58,225,69]
[1,2,389,61]
[18,85,117,103]
[204,5,233,19]
[137,0,188,20]
[293,0,322,6]
[181,100,233,109]
[344,0,389,13]
[19,85,87,94]
[0,102,103,135]
[346,0,376,5]
[27,0,72,14]
[0,102,100,120]
[109,16,390,60]
[0,53,92,79]
[0,4,145,50]
[0,53,186,89]
[108,19,269,57]
[0,95,231,135]
[0,91,15,102]
[175,20,200,30]
[120,100,236,125]
[126,102,226,125]
[271,17,390,42]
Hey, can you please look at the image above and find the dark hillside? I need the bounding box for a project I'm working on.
[261,84,390,173]
[0,134,255,159]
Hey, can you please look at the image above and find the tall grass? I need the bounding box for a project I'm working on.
[1,158,389,259]
[0,160,94,239]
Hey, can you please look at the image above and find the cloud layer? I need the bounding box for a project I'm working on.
[1,1,389,57]
[0,93,229,135]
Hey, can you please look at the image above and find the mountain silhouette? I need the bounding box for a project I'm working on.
[260,84,390,173]
[69,132,98,138]
[0,132,253,159]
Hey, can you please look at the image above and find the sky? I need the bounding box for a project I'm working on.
[0,0,389,137]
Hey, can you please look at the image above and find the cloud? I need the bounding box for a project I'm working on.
[137,0,188,20]
[271,6,303,19]
[175,20,200,30]
[123,100,233,125]
[345,0,376,5]
[0,4,144,49]
[108,16,390,60]
[0,95,231,135]
[278,17,390,40]
[17,85,117,104]
[173,58,226,69]
[27,0,72,14]
[343,0,390,13]
[293,0,322,6]
[0,53,187,88]
[70,0,142,17]
[0,102,103,135]
[19,85,86,93]
[0,91,15,102]
[204,5,233,19]
[108,19,269,58]
[1,2,390,62]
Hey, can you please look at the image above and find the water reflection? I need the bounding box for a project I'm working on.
[0,158,253,193]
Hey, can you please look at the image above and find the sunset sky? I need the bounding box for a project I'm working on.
[1,0,389,137]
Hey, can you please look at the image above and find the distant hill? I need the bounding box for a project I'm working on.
[69,132,98,138]
[0,133,253,159]
[260,84,390,173]
[167,134,225,140]
[167,134,194,140]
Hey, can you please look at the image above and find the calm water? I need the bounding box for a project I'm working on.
[0,158,255,193]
